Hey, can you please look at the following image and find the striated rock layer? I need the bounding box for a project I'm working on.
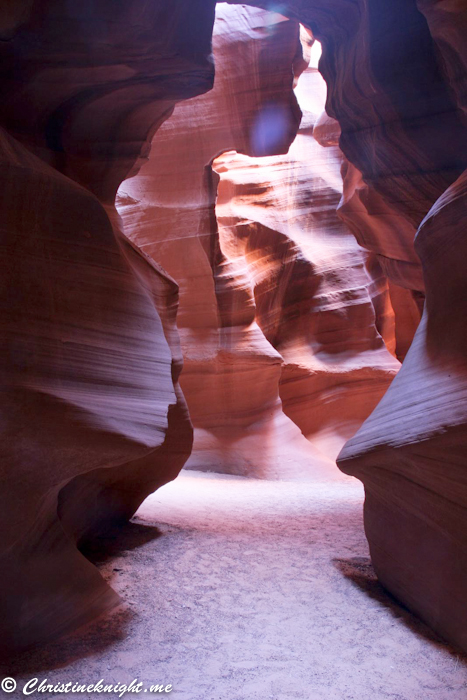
[118,6,399,476]
[312,113,423,360]
[0,0,217,652]
[338,170,467,652]
[213,56,400,461]
[2,0,467,657]
[223,0,467,652]
[118,6,327,479]
[228,0,467,228]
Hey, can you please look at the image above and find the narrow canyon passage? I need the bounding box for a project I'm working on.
[3,0,467,682]
[6,470,467,700]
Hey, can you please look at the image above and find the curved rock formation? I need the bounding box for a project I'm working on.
[213,57,400,461]
[2,0,467,658]
[0,0,216,203]
[118,5,331,479]
[313,115,423,360]
[229,0,467,651]
[338,170,467,652]
[228,0,467,227]
[0,1,217,652]
[119,6,399,474]
[417,0,467,117]
[0,128,192,651]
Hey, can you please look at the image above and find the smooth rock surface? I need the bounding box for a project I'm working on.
[118,6,333,478]
[3,0,467,660]
[119,7,400,473]
[213,59,400,461]
[224,0,467,653]
[0,0,217,652]
[338,169,467,652]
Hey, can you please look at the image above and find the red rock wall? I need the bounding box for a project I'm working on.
[118,7,400,476]
[228,0,467,226]
[338,171,467,651]
[213,55,400,462]
[0,0,216,652]
[223,0,467,651]
[118,6,329,479]
[2,0,467,656]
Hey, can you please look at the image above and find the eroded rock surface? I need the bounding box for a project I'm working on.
[119,6,400,475]
[338,170,467,651]
[229,0,467,652]
[118,6,328,479]
[2,0,467,658]
[213,58,400,461]
[0,0,216,652]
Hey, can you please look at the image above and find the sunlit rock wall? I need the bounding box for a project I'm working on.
[223,0,467,652]
[118,5,332,479]
[312,113,423,360]
[213,52,400,461]
[2,0,467,657]
[118,5,399,476]
[227,0,467,225]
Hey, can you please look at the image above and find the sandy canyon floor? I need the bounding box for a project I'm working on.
[4,469,467,700]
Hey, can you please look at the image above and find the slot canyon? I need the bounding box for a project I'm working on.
[1,1,467,698]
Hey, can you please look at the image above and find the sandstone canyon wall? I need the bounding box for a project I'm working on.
[0,0,217,653]
[221,0,467,653]
[117,6,310,480]
[212,71,401,461]
[1,0,467,658]
[118,5,400,475]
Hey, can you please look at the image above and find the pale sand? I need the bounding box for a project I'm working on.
[4,469,467,699]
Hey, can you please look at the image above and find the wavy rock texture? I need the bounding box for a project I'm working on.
[2,0,467,658]
[213,59,400,461]
[312,114,423,360]
[118,5,332,479]
[338,170,467,652]
[417,0,467,117]
[228,0,467,226]
[119,6,400,475]
[0,0,216,202]
[0,1,217,652]
[226,0,467,651]
[221,0,467,652]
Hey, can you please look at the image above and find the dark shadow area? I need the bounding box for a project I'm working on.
[80,519,164,564]
[1,521,164,676]
[334,556,467,664]
[0,608,135,677]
